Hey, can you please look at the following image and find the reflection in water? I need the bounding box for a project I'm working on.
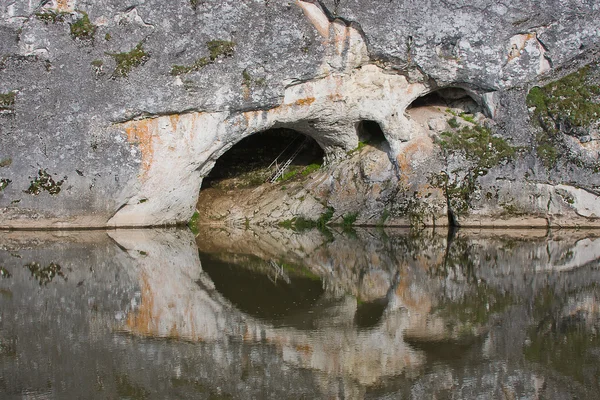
[0,227,599,398]
[200,252,324,326]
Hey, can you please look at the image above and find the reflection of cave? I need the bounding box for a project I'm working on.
[354,298,388,329]
[201,128,325,189]
[200,252,325,327]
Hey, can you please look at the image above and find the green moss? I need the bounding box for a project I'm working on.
[25,169,65,196]
[278,167,300,182]
[347,141,367,155]
[91,59,103,68]
[107,42,149,78]
[459,112,476,123]
[0,178,10,192]
[35,10,68,24]
[278,207,334,232]
[448,117,460,128]
[438,125,516,171]
[342,212,358,227]
[242,69,252,86]
[206,40,235,61]
[170,40,233,77]
[171,57,210,76]
[536,132,559,168]
[527,65,600,130]
[301,163,321,176]
[0,91,15,111]
[70,11,96,40]
[0,158,11,167]
[105,33,111,41]
[431,125,518,214]
[527,64,600,168]
[188,211,200,234]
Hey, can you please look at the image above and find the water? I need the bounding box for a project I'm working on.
[0,226,599,399]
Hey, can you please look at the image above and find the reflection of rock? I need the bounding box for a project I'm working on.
[116,229,425,387]
[2,227,600,398]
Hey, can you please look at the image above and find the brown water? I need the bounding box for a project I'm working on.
[0,226,599,399]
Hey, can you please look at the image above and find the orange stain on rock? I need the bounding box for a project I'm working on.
[125,272,160,336]
[55,0,73,11]
[123,119,156,180]
[295,97,316,106]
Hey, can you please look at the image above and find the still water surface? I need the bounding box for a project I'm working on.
[0,226,599,399]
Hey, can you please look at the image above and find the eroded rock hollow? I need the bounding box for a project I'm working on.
[0,0,599,228]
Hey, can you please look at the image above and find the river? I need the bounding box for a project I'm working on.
[1,226,599,399]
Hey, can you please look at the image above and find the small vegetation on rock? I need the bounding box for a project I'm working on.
[527,64,600,168]
[0,91,15,112]
[170,40,235,76]
[430,124,518,215]
[171,57,210,76]
[35,10,69,24]
[188,211,200,234]
[0,158,11,168]
[207,40,235,60]
[107,42,149,78]
[278,207,334,232]
[342,212,358,227]
[25,169,65,195]
[0,178,11,192]
[24,262,65,286]
[70,11,96,40]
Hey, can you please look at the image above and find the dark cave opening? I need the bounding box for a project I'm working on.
[201,128,325,190]
[407,87,480,113]
[356,120,387,145]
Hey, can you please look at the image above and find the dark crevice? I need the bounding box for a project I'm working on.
[201,128,324,190]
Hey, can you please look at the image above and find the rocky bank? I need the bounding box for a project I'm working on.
[0,0,599,228]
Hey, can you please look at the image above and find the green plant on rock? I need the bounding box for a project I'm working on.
[431,124,518,215]
[342,212,358,227]
[0,178,10,192]
[301,163,321,176]
[170,40,234,77]
[206,40,235,61]
[70,11,96,40]
[35,10,69,24]
[527,64,600,169]
[0,91,15,112]
[107,42,149,78]
[171,57,210,76]
[527,65,600,132]
[187,211,200,235]
[25,169,65,195]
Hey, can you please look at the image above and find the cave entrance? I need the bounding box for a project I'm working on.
[201,128,325,190]
[356,120,387,147]
[405,87,484,132]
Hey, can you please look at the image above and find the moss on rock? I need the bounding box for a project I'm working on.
[70,11,96,41]
[108,42,149,78]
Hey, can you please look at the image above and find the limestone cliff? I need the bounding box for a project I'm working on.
[0,0,599,228]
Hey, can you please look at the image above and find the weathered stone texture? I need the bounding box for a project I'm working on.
[0,0,599,227]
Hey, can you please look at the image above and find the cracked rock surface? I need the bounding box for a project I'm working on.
[0,0,599,228]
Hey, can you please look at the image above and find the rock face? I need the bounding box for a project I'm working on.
[0,0,599,228]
